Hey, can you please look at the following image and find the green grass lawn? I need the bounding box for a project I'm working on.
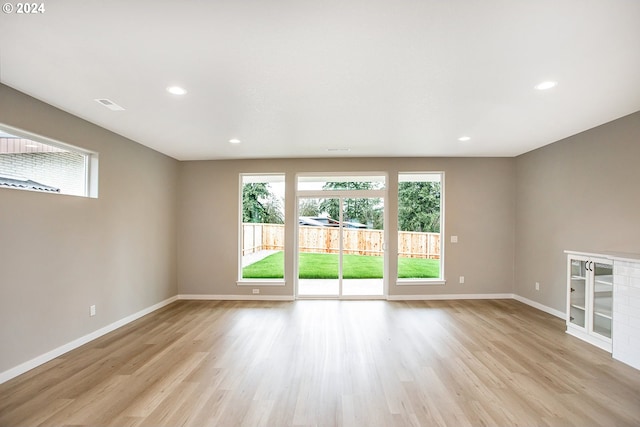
[242,251,440,279]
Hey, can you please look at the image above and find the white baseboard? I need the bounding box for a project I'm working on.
[512,294,565,319]
[0,295,178,385]
[387,293,513,301]
[178,294,295,301]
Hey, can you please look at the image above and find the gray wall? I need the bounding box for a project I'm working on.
[177,157,516,297]
[515,111,640,313]
[0,85,179,373]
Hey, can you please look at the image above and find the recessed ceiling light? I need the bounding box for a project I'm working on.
[458,136,471,142]
[535,81,558,91]
[166,86,187,95]
[229,138,241,144]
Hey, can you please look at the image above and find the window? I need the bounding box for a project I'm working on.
[297,175,385,192]
[239,174,285,283]
[0,125,98,197]
[397,172,443,283]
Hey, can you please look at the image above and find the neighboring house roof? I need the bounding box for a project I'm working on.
[298,216,368,229]
[0,176,60,192]
[343,221,368,229]
[299,216,335,227]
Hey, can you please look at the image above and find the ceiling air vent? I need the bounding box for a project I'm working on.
[94,98,125,111]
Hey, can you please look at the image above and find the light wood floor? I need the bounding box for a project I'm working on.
[1,299,639,427]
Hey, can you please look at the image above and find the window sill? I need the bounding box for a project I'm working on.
[396,279,446,286]
[237,280,286,287]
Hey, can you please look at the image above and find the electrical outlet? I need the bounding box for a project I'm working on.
[252,289,260,294]
[459,276,465,284]
[451,236,458,243]
[535,282,540,291]
[90,305,96,316]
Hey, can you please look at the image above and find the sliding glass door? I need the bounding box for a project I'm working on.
[297,197,341,296]
[296,175,386,298]
[341,197,384,296]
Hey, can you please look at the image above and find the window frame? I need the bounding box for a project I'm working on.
[237,173,286,287]
[0,124,99,198]
[396,171,445,286]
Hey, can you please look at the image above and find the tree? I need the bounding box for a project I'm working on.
[242,183,284,224]
[398,182,440,232]
[318,181,384,229]
[298,198,321,216]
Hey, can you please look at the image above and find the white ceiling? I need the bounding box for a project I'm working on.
[1,0,639,161]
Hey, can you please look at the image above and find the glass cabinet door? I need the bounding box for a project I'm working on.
[569,259,587,328]
[592,262,613,338]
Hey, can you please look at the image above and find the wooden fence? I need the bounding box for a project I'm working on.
[243,223,440,259]
[398,230,440,259]
[299,226,384,256]
[242,223,285,255]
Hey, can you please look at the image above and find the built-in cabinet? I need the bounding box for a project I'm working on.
[566,254,613,352]
[565,250,640,371]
